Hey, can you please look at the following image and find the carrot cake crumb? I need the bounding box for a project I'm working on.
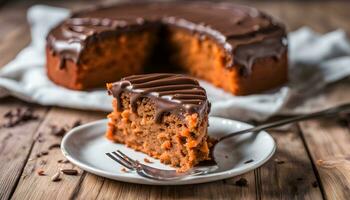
[144,158,153,164]
[121,168,129,173]
[37,169,45,176]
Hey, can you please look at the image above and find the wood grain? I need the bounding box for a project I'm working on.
[0,1,109,199]
[0,98,49,200]
[299,117,350,199]
[0,2,50,199]
[74,173,257,200]
[259,127,323,199]
[11,108,105,200]
[296,73,350,200]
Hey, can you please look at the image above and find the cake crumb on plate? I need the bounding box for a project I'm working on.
[144,158,153,164]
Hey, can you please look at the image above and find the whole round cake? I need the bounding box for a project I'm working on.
[46,1,288,95]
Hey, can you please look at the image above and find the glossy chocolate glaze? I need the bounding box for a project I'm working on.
[47,2,287,73]
[108,74,210,123]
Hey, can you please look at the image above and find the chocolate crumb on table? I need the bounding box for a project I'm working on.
[274,158,285,164]
[49,120,82,138]
[48,143,61,150]
[40,151,49,156]
[1,107,39,128]
[49,125,67,137]
[57,159,70,164]
[72,120,82,128]
[60,169,78,175]
[235,178,248,187]
[36,151,49,158]
[51,172,61,182]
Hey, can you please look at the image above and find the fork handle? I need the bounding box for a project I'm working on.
[218,103,350,141]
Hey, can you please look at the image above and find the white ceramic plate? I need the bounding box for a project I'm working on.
[61,117,276,185]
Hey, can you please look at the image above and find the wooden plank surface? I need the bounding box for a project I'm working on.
[0,99,49,200]
[298,81,350,200]
[11,108,105,200]
[0,3,50,199]
[1,0,350,200]
[75,173,257,200]
[300,119,350,200]
[259,127,323,199]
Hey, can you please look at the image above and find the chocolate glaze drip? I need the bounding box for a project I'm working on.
[47,2,287,74]
[108,74,210,123]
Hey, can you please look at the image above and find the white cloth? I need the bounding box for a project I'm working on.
[1,5,350,121]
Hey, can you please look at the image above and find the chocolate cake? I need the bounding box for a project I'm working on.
[106,73,211,172]
[46,1,288,95]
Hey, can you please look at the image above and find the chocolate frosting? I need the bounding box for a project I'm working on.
[108,73,210,123]
[47,2,287,73]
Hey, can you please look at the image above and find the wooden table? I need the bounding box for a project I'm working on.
[1,0,350,199]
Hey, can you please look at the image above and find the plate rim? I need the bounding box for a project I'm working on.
[61,117,276,185]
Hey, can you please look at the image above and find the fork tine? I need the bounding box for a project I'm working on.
[106,152,133,170]
[112,151,135,167]
[116,150,138,164]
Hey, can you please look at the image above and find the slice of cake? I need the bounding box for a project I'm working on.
[106,73,211,172]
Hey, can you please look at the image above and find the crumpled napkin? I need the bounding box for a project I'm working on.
[1,5,350,121]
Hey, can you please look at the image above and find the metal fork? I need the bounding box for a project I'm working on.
[106,150,217,181]
[106,103,350,181]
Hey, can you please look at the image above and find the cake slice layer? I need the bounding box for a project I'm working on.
[106,74,211,171]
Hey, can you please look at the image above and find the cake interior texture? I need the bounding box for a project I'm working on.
[47,29,157,90]
[164,28,287,95]
[106,74,212,172]
[48,27,236,91]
